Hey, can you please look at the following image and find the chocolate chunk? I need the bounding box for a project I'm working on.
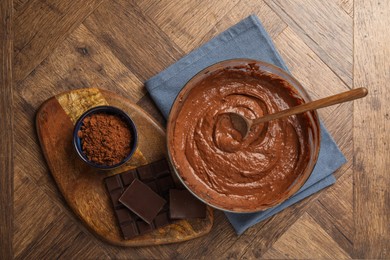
[120,170,137,186]
[170,189,207,219]
[105,175,125,208]
[146,182,158,193]
[110,189,124,208]
[137,164,155,181]
[157,176,175,192]
[104,159,178,239]
[115,208,133,224]
[121,221,139,239]
[136,220,153,233]
[119,179,166,224]
[154,211,170,227]
[105,175,123,192]
[137,159,171,181]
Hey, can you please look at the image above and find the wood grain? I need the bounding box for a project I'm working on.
[338,0,354,15]
[320,102,354,175]
[10,0,390,257]
[353,0,390,258]
[274,27,350,121]
[36,88,213,246]
[308,169,354,254]
[138,0,240,53]
[13,95,62,201]
[13,0,104,83]
[0,0,13,258]
[261,213,351,259]
[18,23,144,109]
[13,0,29,12]
[199,0,287,54]
[83,0,184,82]
[13,162,110,259]
[265,0,353,87]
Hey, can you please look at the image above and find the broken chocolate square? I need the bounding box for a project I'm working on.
[104,159,178,239]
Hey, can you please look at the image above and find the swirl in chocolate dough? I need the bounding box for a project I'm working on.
[170,64,314,211]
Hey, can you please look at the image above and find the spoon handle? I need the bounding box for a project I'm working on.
[253,87,368,125]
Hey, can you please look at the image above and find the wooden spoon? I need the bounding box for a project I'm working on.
[227,87,368,138]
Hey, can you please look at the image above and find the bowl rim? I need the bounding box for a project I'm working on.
[166,58,321,213]
[73,105,138,170]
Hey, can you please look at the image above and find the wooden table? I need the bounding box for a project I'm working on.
[1,0,389,258]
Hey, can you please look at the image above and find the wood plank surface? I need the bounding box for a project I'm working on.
[264,0,353,87]
[138,0,240,53]
[18,24,145,108]
[13,0,104,83]
[308,169,354,254]
[353,0,390,258]
[338,0,354,15]
[274,27,350,118]
[83,0,184,82]
[261,213,351,259]
[8,0,390,258]
[199,0,287,52]
[13,163,110,259]
[0,0,13,258]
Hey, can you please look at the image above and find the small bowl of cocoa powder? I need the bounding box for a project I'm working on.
[73,106,138,169]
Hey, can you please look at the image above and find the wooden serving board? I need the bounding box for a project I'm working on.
[36,88,213,246]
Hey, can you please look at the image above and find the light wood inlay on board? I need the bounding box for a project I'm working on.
[36,88,213,246]
[56,87,108,123]
[55,87,148,169]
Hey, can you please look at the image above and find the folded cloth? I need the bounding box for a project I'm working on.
[145,14,346,235]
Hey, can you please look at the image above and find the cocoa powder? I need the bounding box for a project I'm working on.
[78,113,132,166]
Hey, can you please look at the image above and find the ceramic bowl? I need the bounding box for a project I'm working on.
[167,59,321,212]
[73,106,138,170]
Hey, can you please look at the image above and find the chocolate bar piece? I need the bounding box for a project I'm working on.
[104,159,176,239]
[119,179,166,224]
[169,189,207,219]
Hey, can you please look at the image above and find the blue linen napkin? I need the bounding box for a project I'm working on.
[145,14,346,235]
